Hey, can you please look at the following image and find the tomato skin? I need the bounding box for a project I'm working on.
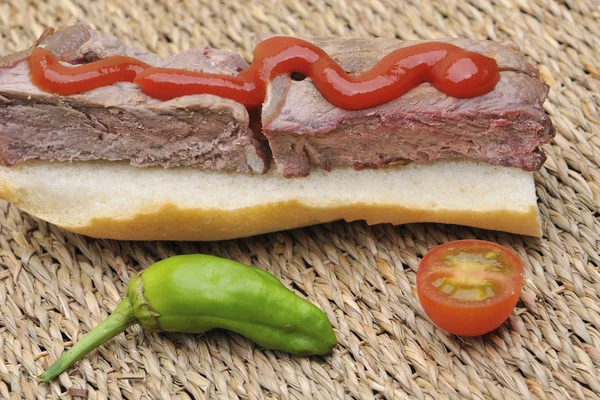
[416,240,524,337]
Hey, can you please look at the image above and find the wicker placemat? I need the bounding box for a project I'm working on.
[1,1,599,399]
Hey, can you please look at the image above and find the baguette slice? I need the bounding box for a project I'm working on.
[0,160,541,240]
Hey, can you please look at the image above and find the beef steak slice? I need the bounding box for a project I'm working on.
[0,23,268,174]
[260,36,555,177]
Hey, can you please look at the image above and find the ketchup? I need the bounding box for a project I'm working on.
[29,47,150,96]
[29,37,500,109]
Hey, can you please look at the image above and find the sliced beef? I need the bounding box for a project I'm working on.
[260,35,555,177]
[0,23,269,174]
[1,27,554,177]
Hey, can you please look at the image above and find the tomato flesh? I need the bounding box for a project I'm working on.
[416,240,524,336]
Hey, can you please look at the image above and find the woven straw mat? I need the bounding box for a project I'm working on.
[1,1,600,399]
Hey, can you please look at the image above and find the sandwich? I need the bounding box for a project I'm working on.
[0,23,554,240]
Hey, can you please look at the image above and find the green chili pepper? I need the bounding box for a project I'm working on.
[38,254,337,382]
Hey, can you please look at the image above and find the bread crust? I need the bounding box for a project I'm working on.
[0,195,542,241]
[84,203,541,240]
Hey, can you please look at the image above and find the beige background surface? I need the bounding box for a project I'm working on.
[1,0,599,399]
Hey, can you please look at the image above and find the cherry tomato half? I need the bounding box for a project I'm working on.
[416,240,524,336]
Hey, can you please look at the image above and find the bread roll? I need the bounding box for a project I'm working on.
[0,159,541,240]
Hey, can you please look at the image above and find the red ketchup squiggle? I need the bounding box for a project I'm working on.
[29,47,150,95]
[29,37,500,109]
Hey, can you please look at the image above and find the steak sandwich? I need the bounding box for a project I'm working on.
[0,23,554,240]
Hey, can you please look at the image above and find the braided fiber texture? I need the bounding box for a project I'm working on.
[1,0,599,399]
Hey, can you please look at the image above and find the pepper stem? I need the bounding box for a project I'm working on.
[37,298,136,383]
